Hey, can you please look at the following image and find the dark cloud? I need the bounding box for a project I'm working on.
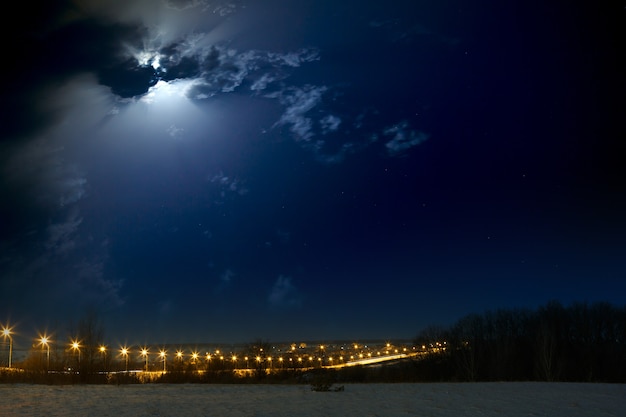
[1,3,149,141]
[98,57,159,98]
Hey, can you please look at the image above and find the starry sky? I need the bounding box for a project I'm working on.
[1,0,625,345]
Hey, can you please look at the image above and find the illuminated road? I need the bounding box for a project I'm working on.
[324,352,421,369]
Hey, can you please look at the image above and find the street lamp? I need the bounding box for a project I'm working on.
[160,350,167,372]
[99,346,107,371]
[70,340,81,370]
[1,326,13,368]
[141,348,149,372]
[39,335,51,370]
[120,347,129,372]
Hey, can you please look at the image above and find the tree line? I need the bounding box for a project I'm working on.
[3,301,625,384]
[412,300,626,382]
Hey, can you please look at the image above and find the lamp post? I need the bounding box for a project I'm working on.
[100,346,107,372]
[120,347,129,372]
[160,350,167,372]
[141,348,149,372]
[39,336,51,370]
[70,340,81,373]
[1,327,12,368]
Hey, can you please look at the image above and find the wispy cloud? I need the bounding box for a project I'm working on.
[181,46,320,99]
[220,268,235,283]
[268,275,302,309]
[73,253,125,309]
[166,124,185,139]
[4,138,88,210]
[272,85,327,142]
[320,114,341,135]
[383,121,429,156]
[163,0,243,15]
[45,210,83,256]
[209,171,249,198]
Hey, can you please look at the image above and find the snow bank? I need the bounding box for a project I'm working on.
[1,382,625,417]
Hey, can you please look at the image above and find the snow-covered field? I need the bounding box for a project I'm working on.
[1,382,625,417]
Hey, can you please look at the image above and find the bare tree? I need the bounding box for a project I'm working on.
[535,320,557,381]
[71,309,106,382]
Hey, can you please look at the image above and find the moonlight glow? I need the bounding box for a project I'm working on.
[1,0,623,346]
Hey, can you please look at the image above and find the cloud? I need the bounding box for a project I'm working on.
[270,88,422,164]
[250,73,280,91]
[73,256,125,309]
[164,0,244,15]
[3,135,89,211]
[163,0,205,10]
[210,171,249,198]
[213,268,235,295]
[383,121,429,156]
[210,1,243,16]
[167,124,185,139]
[268,275,302,309]
[220,268,235,283]
[320,114,342,134]
[272,85,327,142]
[2,4,150,140]
[182,46,319,99]
[45,210,83,256]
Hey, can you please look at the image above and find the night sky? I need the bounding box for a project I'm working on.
[1,0,625,345]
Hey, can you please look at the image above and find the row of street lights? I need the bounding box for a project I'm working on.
[1,325,414,372]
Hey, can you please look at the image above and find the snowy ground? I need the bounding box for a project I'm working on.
[1,382,625,417]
